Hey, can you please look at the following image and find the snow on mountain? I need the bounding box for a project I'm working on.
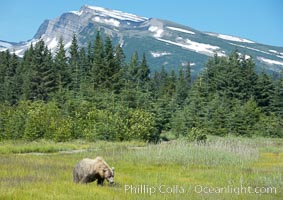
[229,43,272,56]
[47,38,59,50]
[182,62,196,66]
[269,50,283,59]
[0,41,14,51]
[70,10,83,16]
[0,41,13,48]
[257,57,283,67]
[206,32,255,43]
[269,50,278,54]
[93,16,121,27]
[85,5,148,22]
[167,26,195,35]
[148,26,164,38]
[150,51,171,58]
[157,37,225,57]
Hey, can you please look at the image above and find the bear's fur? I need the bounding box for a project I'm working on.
[73,156,114,185]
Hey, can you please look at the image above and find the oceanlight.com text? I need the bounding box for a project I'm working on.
[194,185,277,195]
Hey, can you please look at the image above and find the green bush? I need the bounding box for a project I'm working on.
[82,107,157,142]
[83,108,120,141]
[50,117,73,142]
[187,127,207,143]
[5,102,29,139]
[125,109,157,141]
[23,101,73,141]
[254,113,283,137]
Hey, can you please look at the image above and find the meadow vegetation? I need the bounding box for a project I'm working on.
[0,137,282,200]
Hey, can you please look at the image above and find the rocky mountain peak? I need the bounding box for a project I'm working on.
[1,5,283,73]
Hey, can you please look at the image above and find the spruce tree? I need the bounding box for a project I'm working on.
[92,31,105,89]
[0,50,10,102]
[21,44,35,100]
[54,37,70,91]
[139,53,150,83]
[42,47,56,96]
[0,52,4,101]
[185,61,192,88]
[114,45,126,69]
[255,70,275,114]
[113,44,126,92]
[271,74,283,117]
[0,51,20,103]
[126,51,139,84]
[69,34,80,94]
[104,35,116,89]
[241,57,258,101]
[79,47,91,84]
[176,67,189,106]
[4,52,20,104]
[87,41,93,65]
[28,39,55,101]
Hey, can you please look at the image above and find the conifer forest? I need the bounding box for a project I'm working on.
[0,32,282,142]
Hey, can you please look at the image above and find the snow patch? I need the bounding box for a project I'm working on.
[150,51,171,58]
[269,49,283,57]
[0,47,7,51]
[105,18,120,27]
[149,26,164,38]
[245,55,251,60]
[64,41,72,49]
[229,43,272,56]
[94,16,101,22]
[269,50,278,54]
[207,33,254,43]
[93,16,120,27]
[70,10,83,16]
[167,26,195,35]
[0,41,12,48]
[157,37,224,57]
[237,52,251,60]
[45,37,51,43]
[182,62,196,66]
[257,57,283,66]
[14,49,25,57]
[47,38,58,50]
[86,5,147,22]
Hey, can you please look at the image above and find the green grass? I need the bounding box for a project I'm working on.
[0,137,282,200]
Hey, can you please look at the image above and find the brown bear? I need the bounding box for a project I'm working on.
[73,156,114,185]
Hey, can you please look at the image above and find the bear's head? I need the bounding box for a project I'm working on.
[104,167,115,184]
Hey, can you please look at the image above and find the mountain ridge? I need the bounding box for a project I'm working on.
[1,5,283,74]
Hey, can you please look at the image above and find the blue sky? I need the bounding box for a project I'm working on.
[0,0,282,47]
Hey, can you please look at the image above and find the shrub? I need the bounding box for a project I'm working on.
[187,127,207,143]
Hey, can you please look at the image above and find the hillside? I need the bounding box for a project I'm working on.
[1,5,283,74]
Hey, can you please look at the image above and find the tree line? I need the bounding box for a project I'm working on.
[0,32,282,142]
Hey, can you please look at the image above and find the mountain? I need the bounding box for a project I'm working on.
[1,5,283,74]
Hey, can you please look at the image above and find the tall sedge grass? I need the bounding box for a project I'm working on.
[121,139,259,167]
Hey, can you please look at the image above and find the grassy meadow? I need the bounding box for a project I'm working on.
[0,137,282,200]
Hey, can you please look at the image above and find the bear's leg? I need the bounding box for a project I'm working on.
[80,175,90,184]
[97,178,104,186]
[73,171,81,183]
